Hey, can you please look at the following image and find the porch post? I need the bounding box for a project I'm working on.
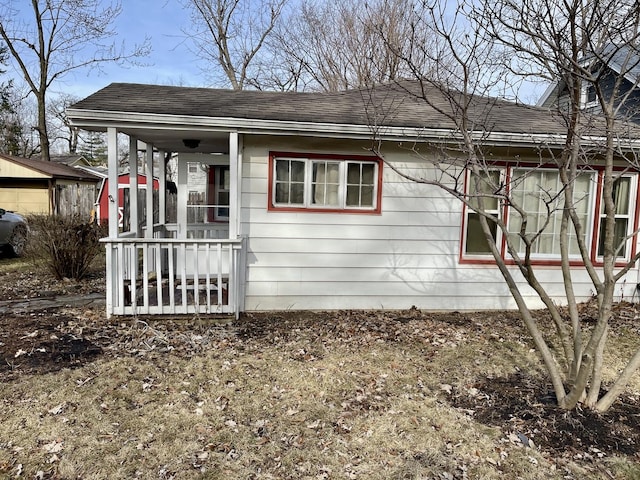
[107,127,119,238]
[145,144,154,238]
[177,156,188,238]
[229,131,239,240]
[158,150,166,226]
[105,127,119,318]
[129,136,139,235]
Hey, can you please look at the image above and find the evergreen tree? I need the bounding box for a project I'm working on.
[79,132,108,166]
[0,45,19,155]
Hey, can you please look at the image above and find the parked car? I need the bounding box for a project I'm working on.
[0,208,28,257]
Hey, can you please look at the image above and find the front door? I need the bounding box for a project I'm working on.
[177,153,230,239]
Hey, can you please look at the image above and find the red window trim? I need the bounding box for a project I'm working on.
[268,151,383,214]
[459,165,639,267]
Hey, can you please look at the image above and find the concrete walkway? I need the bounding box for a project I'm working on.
[0,293,105,314]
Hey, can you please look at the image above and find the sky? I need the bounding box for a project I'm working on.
[3,0,547,103]
[9,0,208,100]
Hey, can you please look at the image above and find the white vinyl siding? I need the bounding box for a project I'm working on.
[238,138,639,312]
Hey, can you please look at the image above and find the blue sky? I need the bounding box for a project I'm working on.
[47,1,206,98]
[3,0,546,103]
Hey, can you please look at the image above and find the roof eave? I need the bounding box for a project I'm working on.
[66,108,618,151]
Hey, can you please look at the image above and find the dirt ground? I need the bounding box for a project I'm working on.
[1,257,640,476]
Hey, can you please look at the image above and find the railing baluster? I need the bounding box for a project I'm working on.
[168,243,175,313]
[155,242,162,311]
[142,243,149,312]
[228,243,234,311]
[116,243,124,314]
[105,244,113,317]
[193,242,200,311]
[180,242,187,311]
[217,243,223,307]
[205,242,211,312]
[130,244,137,313]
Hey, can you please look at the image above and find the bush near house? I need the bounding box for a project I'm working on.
[26,214,107,281]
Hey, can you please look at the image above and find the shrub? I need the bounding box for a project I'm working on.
[26,214,107,281]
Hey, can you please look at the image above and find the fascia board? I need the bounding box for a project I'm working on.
[536,82,559,107]
[66,108,637,150]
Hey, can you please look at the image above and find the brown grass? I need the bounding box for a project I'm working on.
[0,307,639,479]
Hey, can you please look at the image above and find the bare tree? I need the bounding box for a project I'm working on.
[0,0,150,161]
[270,0,443,92]
[369,0,640,412]
[48,93,80,154]
[183,0,289,90]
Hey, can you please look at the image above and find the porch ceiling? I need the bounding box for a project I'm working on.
[119,126,231,154]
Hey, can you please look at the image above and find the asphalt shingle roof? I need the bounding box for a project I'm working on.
[0,154,101,181]
[70,81,572,136]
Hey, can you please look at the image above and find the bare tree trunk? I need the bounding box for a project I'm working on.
[585,324,608,406]
[0,0,149,157]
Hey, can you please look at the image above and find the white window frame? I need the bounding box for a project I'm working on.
[596,174,637,261]
[272,156,380,211]
[462,169,504,257]
[581,82,598,109]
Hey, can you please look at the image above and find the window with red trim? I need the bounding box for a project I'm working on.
[461,167,638,264]
[269,153,382,213]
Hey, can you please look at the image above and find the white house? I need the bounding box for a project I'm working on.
[66,81,640,317]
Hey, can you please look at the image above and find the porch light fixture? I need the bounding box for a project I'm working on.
[183,139,200,149]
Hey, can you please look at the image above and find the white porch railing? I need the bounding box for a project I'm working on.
[102,237,244,317]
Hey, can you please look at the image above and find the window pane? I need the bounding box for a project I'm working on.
[275,183,288,203]
[347,163,361,184]
[360,185,373,206]
[469,171,500,210]
[466,213,497,254]
[598,218,628,257]
[291,183,304,204]
[312,161,340,206]
[217,192,230,218]
[346,185,359,206]
[291,160,305,182]
[361,164,375,184]
[613,177,630,214]
[220,168,230,189]
[275,160,289,181]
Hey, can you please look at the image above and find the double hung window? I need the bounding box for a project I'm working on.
[597,176,634,258]
[270,153,381,213]
[464,170,501,255]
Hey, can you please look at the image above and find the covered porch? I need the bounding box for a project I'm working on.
[100,126,245,317]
